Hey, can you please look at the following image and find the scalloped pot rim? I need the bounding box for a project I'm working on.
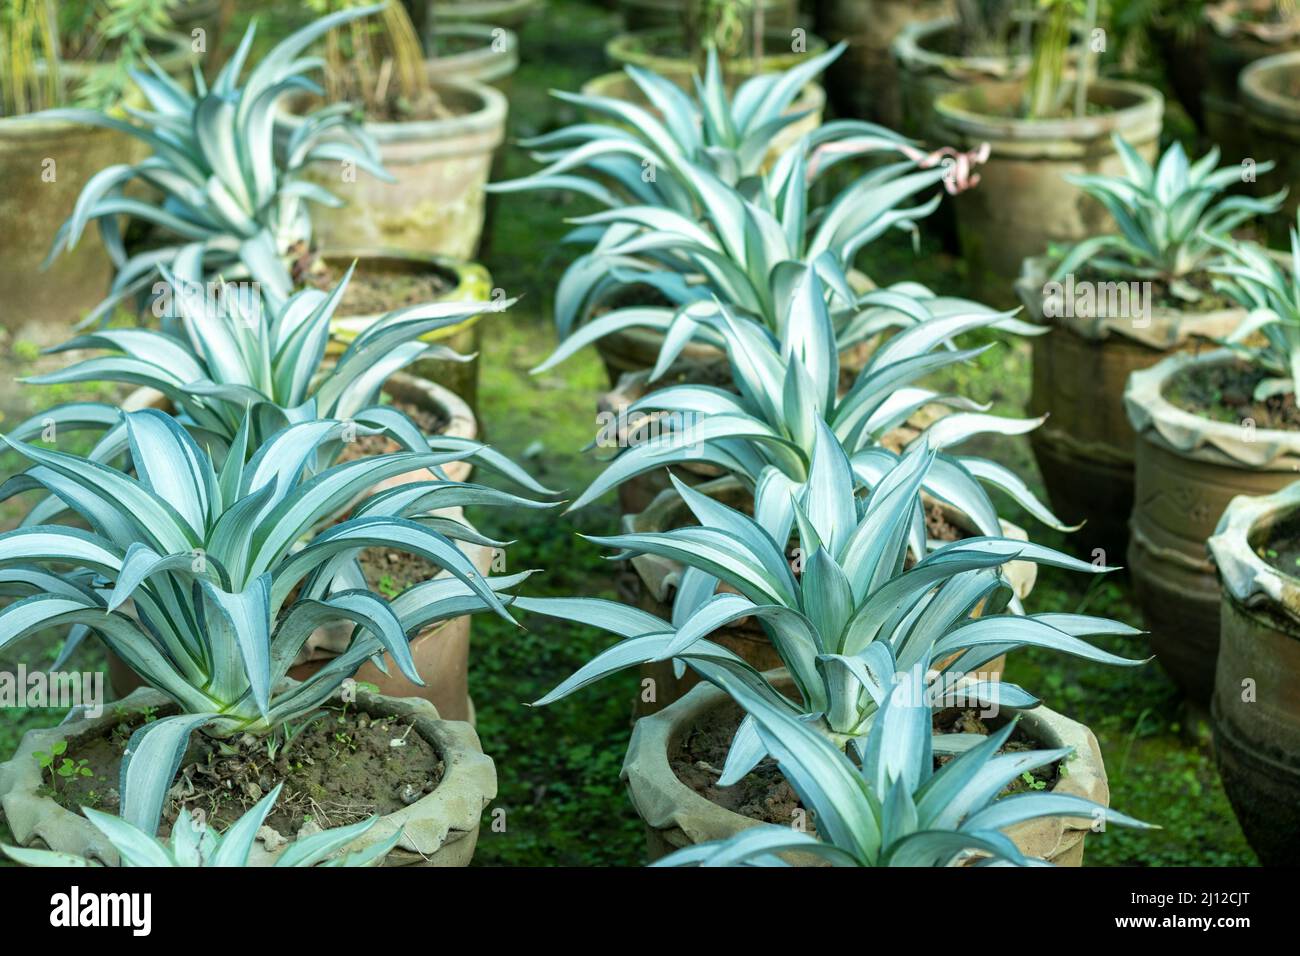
[1124,348,1300,468]
[1208,482,1300,616]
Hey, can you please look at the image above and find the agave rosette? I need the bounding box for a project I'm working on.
[1051,135,1284,302]
[0,409,545,833]
[2,783,398,868]
[653,671,1151,867]
[518,438,1144,782]
[43,5,391,324]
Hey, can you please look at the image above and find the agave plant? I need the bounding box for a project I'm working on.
[1051,135,1285,302]
[9,268,535,507]
[0,409,544,833]
[1,784,398,867]
[563,271,1059,542]
[1206,213,1300,399]
[654,669,1152,867]
[518,439,1144,782]
[42,4,391,325]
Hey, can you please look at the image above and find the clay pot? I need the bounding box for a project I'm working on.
[618,0,796,34]
[604,29,828,82]
[280,79,507,261]
[1207,2,1300,164]
[320,248,493,414]
[1016,254,1247,562]
[624,477,1036,716]
[623,673,1108,865]
[430,0,544,29]
[1206,483,1300,865]
[423,24,519,90]
[933,78,1164,300]
[1240,51,1300,244]
[813,0,953,128]
[0,684,495,866]
[1125,349,1300,702]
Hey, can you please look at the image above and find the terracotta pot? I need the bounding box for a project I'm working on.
[624,674,1108,865]
[431,0,544,29]
[604,29,829,82]
[0,684,495,866]
[1240,51,1300,244]
[1207,2,1300,164]
[1125,349,1300,702]
[624,477,1035,715]
[280,79,506,261]
[423,24,519,90]
[933,78,1164,300]
[1206,483,1300,865]
[813,0,953,128]
[321,248,493,414]
[1016,254,1247,562]
[618,0,796,34]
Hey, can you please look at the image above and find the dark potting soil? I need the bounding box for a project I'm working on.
[52,704,443,839]
[1073,266,1236,313]
[1255,513,1300,576]
[1164,358,1300,430]
[335,397,450,463]
[672,702,1061,830]
[292,245,456,316]
[362,547,443,601]
[362,88,457,124]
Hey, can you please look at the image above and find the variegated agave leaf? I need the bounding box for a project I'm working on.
[1207,210,1300,400]
[1,783,399,867]
[0,410,540,833]
[653,669,1153,867]
[42,5,392,326]
[1053,135,1285,302]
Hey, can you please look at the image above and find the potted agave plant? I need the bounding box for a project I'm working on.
[518,445,1147,865]
[0,410,523,865]
[9,272,552,720]
[0,0,194,331]
[3,783,400,867]
[1125,217,1300,703]
[1208,0,1300,162]
[1017,136,1284,560]
[1206,482,1300,866]
[933,0,1165,293]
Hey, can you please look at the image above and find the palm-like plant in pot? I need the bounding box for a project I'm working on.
[516,442,1146,863]
[1019,135,1284,559]
[0,409,535,863]
[1124,215,1300,702]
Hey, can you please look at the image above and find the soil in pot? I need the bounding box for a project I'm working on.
[670,699,1060,829]
[335,396,451,463]
[1163,358,1300,430]
[49,702,443,838]
[293,245,458,315]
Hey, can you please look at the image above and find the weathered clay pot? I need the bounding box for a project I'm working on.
[933,78,1164,299]
[618,0,796,34]
[282,79,507,261]
[423,23,519,91]
[1207,483,1300,865]
[431,0,544,29]
[0,684,495,866]
[624,674,1107,865]
[1207,2,1300,163]
[1125,349,1300,702]
[1017,254,1247,562]
[604,29,829,81]
[814,0,953,128]
[625,477,1036,715]
[114,374,485,723]
[322,248,493,413]
[1240,51,1300,244]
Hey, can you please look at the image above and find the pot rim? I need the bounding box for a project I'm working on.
[933,76,1164,143]
[892,13,1084,80]
[1015,253,1248,348]
[1207,0,1300,44]
[1208,481,1300,618]
[0,683,496,865]
[1125,347,1300,467]
[605,28,830,75]
[1240,50,1300,122]
[622,672,1108,863]
[277,77,507,143]
[435,0,542,19]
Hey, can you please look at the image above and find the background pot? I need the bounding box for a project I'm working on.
[1207,484,1300,865]
[813,0,953,128]
[604,29,828,81]
[431,0,544,29]
[423,24,519,91]
[1240,51,1300,244]
[1017,255,1247,562]
[618,0,796,33]
[1125,349,1300,703]
[0,684,495,866]
[624,674,1107,865]
[283,79,507,261]
[624,477,1035,716]
[1206,2,1300,162]
[934,78,1164,300]
[322,248,493,414]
